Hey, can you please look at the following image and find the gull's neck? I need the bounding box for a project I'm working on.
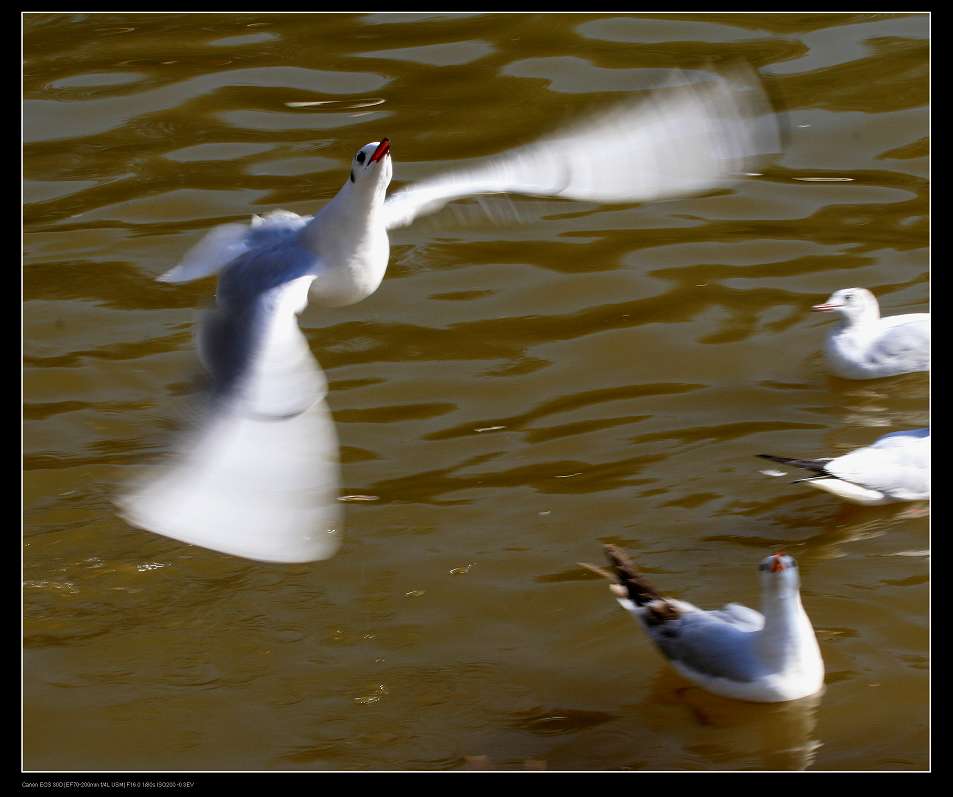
[757,587,815,671]
[298,177,390,307]
[304,179,384,245]
[839,303,880,332]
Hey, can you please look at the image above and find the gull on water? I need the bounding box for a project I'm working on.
[758,428,930,506]
[582,546,824,703]
[118,66,780,563]
[812,288,929,380]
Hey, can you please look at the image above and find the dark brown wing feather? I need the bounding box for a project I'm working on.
[604,545,665,605]
[603,545,680,625]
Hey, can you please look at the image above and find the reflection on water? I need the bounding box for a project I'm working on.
[24,12,928,771]
[643,672,823,771]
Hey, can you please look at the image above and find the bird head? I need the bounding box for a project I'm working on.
[758,552,801,592]
[347,139,393,199]
[812,287,879,325]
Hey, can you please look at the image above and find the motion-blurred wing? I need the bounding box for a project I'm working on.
[382,64,780,230]
[158,210,311,284]
[117,263,341,563]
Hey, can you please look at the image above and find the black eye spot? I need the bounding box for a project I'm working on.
[349,169,355,183]
[759,563,769,571]
[844,294,853,301]
[356,151,366,164]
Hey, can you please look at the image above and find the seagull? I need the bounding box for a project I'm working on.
[581,546,824,703]
[812,288,930,380]
[758,428,930,505]
[118,65,779,563]
[156,64,779,305]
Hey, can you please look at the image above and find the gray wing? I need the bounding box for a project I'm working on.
[646,607,765,682]
[707,602,765,630]
[157,210,311,284]
[382,64,779,230]
[117,245,341,563]
[201,240,326,417]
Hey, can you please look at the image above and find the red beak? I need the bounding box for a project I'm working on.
[369,138,391,164]
[812,302,841,312]
[770,554,785,573]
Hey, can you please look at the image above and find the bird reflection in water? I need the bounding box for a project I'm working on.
[646,671,824,771]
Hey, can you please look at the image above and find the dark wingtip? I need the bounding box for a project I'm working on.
[757,453,829,475]
[603,545,663,606]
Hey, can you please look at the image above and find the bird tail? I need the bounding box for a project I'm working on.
[757,453,830,477]
[602,545,665,607]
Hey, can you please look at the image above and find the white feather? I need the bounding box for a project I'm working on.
[382,65,779,230]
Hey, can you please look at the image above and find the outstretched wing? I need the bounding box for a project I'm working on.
[382,64,780,230]
[117,246,341,563]
[158,210,312,284]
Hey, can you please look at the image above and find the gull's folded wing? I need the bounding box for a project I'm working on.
[647,608,763,682]
[382,64,780,230]
[868,318,930,370]
[827,431,930,500]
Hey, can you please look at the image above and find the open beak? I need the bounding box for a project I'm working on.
[812,302,842,312]
[770,554,785,573]
[369,138,391,164]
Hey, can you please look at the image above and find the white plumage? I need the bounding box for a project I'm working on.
[586,547,824,703]
[759,428,930,505]
[118,66,780,562]
[813,288,929,380]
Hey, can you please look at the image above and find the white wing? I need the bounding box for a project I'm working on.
[117,250,341,564]
[382,64,779,230]
[708,602,765,631]
[158,210,312,284]
[867,315,930,372]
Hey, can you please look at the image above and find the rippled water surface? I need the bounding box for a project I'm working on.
[23,12,929,771]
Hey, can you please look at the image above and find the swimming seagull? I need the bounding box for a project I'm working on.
[581,546,824,703]
[812,288,929,380]
[758,428,930,505]
[118,65,779,563]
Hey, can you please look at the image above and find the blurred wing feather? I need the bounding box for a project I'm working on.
[157,210,311,284]
[383,65,779,230]
[117,250,341,563]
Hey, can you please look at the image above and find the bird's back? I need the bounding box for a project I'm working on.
[825,312,929,378]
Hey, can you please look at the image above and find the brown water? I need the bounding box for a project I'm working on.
[23,12,929,772]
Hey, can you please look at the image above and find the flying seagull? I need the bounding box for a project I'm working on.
[118,66,780,563]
